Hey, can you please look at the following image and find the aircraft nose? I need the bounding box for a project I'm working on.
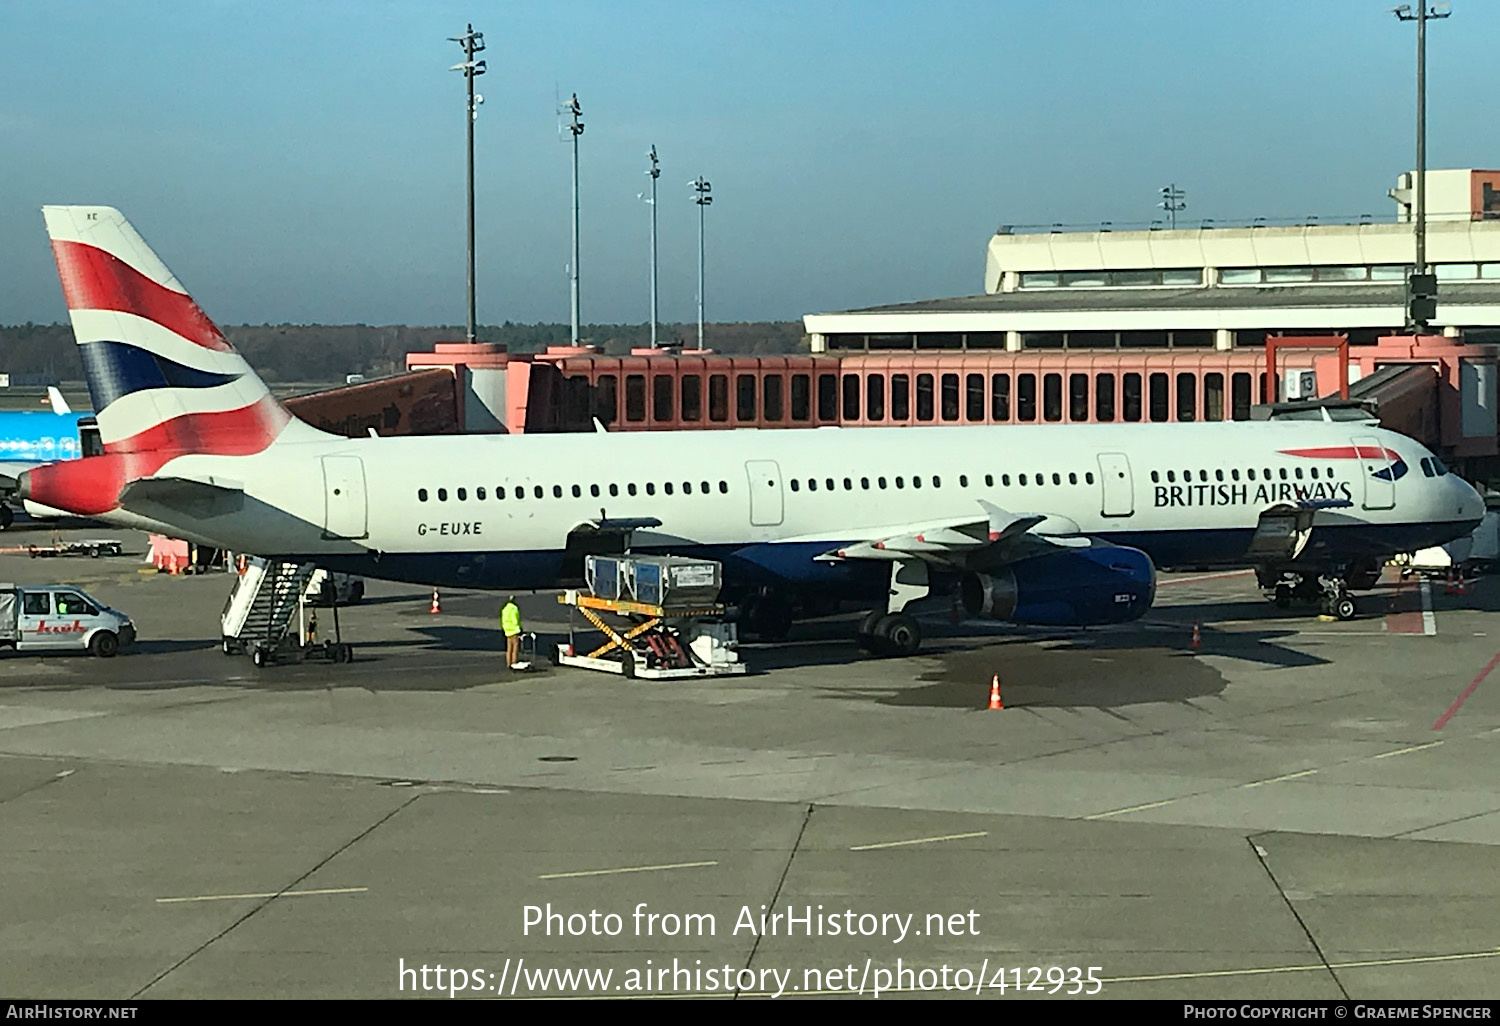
[1456,476,1485,522]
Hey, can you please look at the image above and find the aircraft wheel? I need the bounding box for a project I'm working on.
[856,610,885,653]
[875,613,922,657]
[1333,595,1357,621]
[0,505,12,529]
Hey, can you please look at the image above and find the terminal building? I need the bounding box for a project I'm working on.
[283,170,1500,481]
[804,168,1500,354]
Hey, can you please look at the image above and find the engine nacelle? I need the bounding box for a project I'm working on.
[961,544,1157,626]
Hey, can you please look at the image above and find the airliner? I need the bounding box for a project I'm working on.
[17,206,1485,654]
[0,386,91,528]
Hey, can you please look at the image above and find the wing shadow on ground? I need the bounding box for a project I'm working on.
[813,619,1326,709]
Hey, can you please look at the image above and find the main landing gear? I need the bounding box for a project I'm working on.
[857,610,922,657]
[857,559,930,657]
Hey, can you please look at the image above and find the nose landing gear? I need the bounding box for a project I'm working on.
[1261,568,1359,621]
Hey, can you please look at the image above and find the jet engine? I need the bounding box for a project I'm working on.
[960,543,1156,626]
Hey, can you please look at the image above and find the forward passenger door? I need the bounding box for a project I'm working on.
[1097,453,1134,517]
[744,460,784,527]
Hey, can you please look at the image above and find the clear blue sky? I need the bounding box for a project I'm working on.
[1,1,1494,327]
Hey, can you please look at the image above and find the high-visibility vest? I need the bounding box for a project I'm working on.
[501,603,522,636]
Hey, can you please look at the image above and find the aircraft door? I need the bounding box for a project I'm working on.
[1352,435,1395,511]
[322,455,369,539]
[1097,452,1134,517]
[744,460,784,527]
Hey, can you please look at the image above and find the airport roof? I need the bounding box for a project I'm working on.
[818,283,1500,317]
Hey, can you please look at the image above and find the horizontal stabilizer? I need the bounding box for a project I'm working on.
[118,476,244,520]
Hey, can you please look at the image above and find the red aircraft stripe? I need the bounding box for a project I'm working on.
[51,240,232,353]
[102,396,289,456]
[24,398,289,516]
[1277,446,1387,460]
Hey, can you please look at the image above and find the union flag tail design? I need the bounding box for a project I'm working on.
[27,207,322,514]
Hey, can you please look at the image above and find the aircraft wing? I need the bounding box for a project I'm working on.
[808,500,1090,570]
[118,476,245,520]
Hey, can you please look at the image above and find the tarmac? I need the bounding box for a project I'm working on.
[3,522,1500,999]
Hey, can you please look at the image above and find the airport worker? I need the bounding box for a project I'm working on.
[501,596,523,667]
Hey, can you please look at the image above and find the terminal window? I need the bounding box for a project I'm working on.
[866,374,885,421]
[1016,374,1037,421]
[763,375,784,421]
[681,374,703,421]
[790,374,811,421]
[892,374,911,420]
[991,373,1010,421]
[916,374,935,421]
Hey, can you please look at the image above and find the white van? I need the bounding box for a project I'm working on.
[0,584,136,657]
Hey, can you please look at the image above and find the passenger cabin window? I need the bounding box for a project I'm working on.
[418,488,428,502]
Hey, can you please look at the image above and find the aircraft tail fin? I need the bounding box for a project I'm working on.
[41,206,323,458]
[22,207,327,516]
[46,386,71,416]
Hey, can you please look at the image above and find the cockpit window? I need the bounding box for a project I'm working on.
[1431,456,1450,476]
[1420,458,1435,478]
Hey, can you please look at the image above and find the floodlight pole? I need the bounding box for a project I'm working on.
[1394,3,1451,329]
[691,177,712,349]
[565,93,584,345]
[646,146,661,348]
[1159,184,1186,230]
[449,24,486,343]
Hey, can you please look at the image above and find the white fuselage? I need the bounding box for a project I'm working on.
[92,420,1482,592]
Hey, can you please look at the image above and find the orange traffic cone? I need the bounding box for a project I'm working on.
[988,674,1003,711]
[1191,620,1201,649]
[168,553,180,576]
[429,589,441,614]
